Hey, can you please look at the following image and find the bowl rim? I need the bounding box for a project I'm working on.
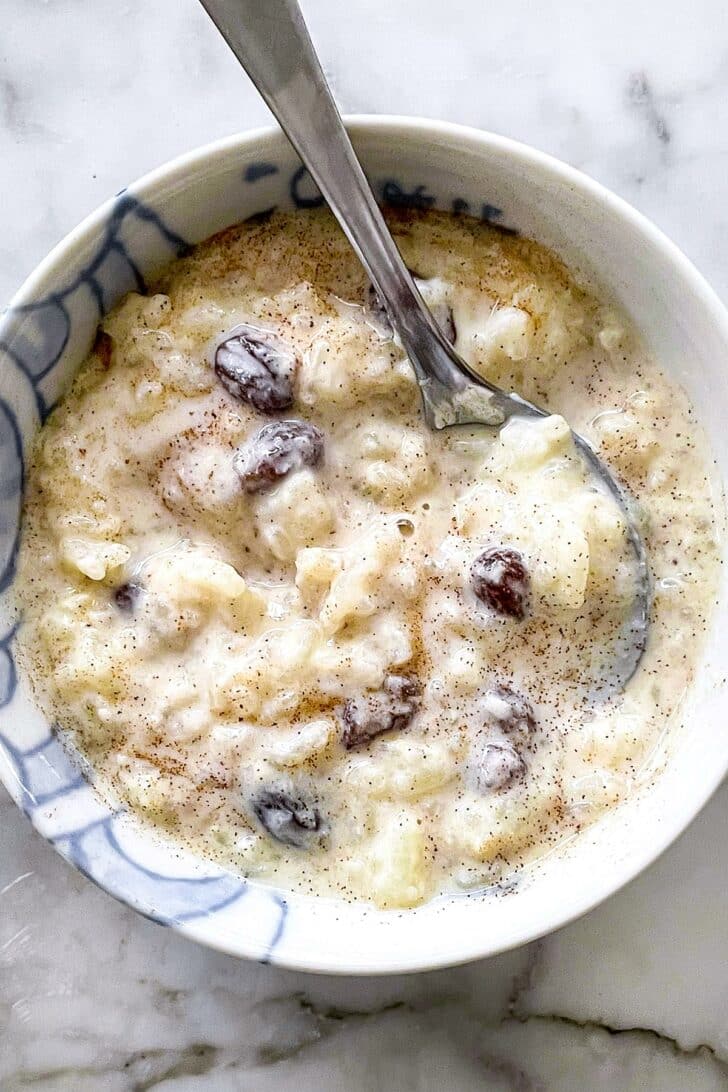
[4,115,728,974]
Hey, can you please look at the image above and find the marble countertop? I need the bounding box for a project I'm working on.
[2,0,728,1087]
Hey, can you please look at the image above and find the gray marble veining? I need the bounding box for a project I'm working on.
[1,0,728,1087]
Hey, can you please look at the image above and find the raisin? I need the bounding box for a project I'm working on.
[481,684,536,744]
[234,419,324,493]
[472,740,526,792]
[471,547,530,619]
[341,674,420,749]
[214,325,296,414]
[252,789,326,849]
[113,582,142,612]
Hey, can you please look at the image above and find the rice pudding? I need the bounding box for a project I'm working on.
[15,207,720,907]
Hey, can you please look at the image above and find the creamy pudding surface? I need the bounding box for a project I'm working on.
[15,207,720,908]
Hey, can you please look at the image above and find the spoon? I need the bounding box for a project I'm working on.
[198,0,650,691]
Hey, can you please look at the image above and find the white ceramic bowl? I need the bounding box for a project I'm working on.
[1,118,727,974]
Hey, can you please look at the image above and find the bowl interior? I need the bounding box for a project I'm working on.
[1,119,727,973]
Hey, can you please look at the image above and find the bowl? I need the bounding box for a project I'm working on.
[1,117,727,974]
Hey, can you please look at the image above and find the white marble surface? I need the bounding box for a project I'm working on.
[2,0,728,1087]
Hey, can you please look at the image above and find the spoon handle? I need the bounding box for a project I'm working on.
[198,0,470,396]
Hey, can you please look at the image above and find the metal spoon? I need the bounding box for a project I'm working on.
[198,0,650,691]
